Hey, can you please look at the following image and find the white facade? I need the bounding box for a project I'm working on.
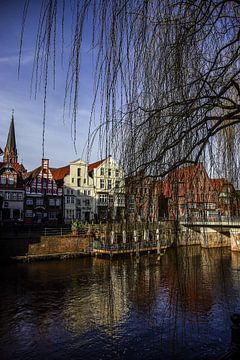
[89,156,125,221]
[64,159,94,222]
[63,156,125,222]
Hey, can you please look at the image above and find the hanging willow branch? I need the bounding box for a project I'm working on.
[19,0,240,180]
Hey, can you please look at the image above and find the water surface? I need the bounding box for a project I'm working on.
[1,246,240,359]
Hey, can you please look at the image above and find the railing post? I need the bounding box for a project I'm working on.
[122,230,126,244]
[156,228,160,254]
[111,230,115,245]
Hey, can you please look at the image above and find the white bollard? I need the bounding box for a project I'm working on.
[111,230,115,245]
[133,230,137,242]
[144,229,149,242]
[122,230,126,244]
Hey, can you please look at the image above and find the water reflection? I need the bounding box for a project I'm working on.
[1,247,240,359]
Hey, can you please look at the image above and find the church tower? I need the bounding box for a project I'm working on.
[3,112,18,164]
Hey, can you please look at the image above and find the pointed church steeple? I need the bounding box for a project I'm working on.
[4,110,18,164]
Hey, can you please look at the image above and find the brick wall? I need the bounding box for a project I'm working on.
[28,235,91,256]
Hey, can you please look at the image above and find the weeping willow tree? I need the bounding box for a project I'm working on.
[20,0,240,180]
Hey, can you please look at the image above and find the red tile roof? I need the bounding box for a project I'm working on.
[211,178,230,190]
[88,159,105,173]
[0,161,26,174]
[51,165,70,181]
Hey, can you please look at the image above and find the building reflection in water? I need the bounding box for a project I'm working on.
[1,247,240,359]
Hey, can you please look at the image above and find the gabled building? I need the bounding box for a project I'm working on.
[63,159,93,222]
[0,114,26,222]
[158,163,239,221]
[88,156,125,222]
[63,156,125,223]
[24,159,66,223]
[125,173,158,223]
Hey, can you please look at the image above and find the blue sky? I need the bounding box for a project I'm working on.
[0,0,99,170]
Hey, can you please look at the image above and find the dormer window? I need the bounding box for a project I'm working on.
[0,176,6,184]
[8,176,14,185]
[100,168,104,176]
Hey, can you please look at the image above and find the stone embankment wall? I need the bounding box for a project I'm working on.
[0,234,91,262]
[27,235,91,257]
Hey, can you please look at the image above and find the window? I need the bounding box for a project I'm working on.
[12,193,17,200]
[49,212,57,219]
[88,190,91,196]
[0,176,6,184]
[77,190,80,196]
[100,179,105,189]
[71,197,74,204]
[6,192,11,200]
[36,198,44,206]
[108,180,112,189]
[67,189,70,195]
[84,190,87,195]
[66,196,70,204]
[56,198,61,206]
[77,178,81,187]
[85,199,90,206]
[115,170,119,177]
[99,193,108,204]
[77,168,81,176]
[108,169,111,177]
[49,198,55,206]
[37,188,42,194]
[84,178,86,184]
[77,198,81,205]
[72,178,74,183]
[8,176,14,185]
[71,190,74,195]
[18,193,23,200]
[25,210,33,217]
[115,181,120,189]
[100,168,104,176]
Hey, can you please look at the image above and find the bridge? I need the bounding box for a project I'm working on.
[180,220,240,250]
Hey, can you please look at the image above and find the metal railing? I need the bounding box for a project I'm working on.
[41,227,71,236]
[92,239,171,251]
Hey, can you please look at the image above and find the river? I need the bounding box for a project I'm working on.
[0,246,240,359]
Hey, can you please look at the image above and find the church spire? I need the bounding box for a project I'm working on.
[4,110,18,164]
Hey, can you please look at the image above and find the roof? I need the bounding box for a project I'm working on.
[5,115,17,153]
[211,178,232,191]
[24,166,42,183]
[162,163,207,198]
[88,159,105,173]
[51,165,70,181]
[0,161,25,174]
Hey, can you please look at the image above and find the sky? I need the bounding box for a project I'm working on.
[0,0,100,171]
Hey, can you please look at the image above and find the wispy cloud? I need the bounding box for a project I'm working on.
[0,53,33,65]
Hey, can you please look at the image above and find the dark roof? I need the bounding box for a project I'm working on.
[24,166,42,184]
[0,161,25,174]
[5,115,17,154]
